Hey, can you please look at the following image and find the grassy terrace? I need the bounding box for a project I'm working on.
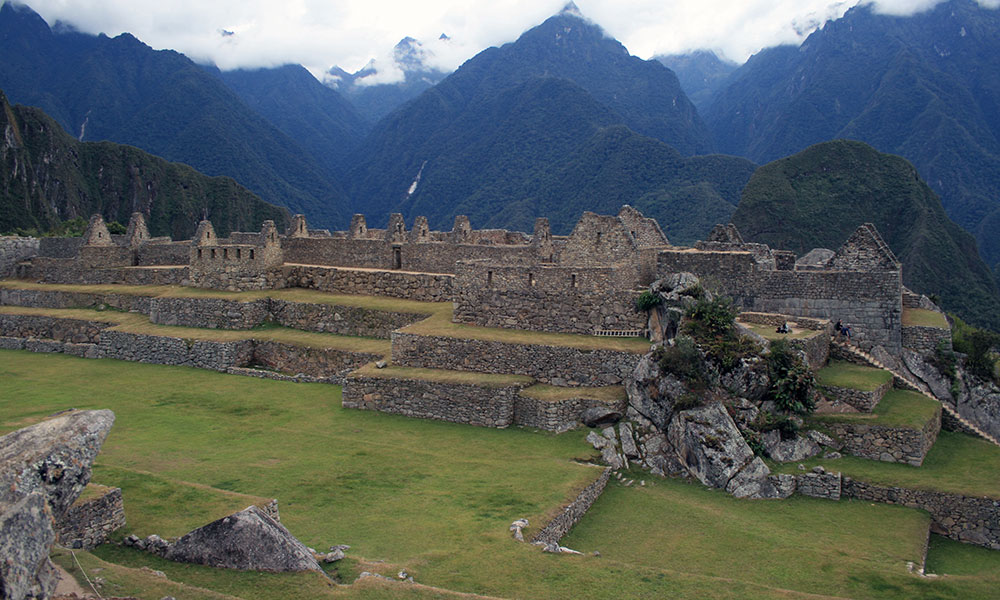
[902,308,950,329]
[816,360,893,391]
[4,350,998,599]
[738,321,820,341]
[811,389,941,430]
[0,306,391,355]
[772,431,1000,499]
[519,384,626,403]
[350,362,533,388]
[0,281,650,353]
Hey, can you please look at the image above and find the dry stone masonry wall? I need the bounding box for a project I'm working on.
[821,380,891,412]
[824,406,941,466]
[0,236,39,277]
[902,325,952,353]
[531,468,612,547]
[55,486,126,550]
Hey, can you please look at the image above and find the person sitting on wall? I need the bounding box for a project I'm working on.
[834,319,843,334]
[841,324,852,342]
[776,322,790,334]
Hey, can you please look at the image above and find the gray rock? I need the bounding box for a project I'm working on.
[768,473,797,499]
[762,431,822,462]
[625,353,686,431]
[580,406,621,427]
[323,549,345,563]
[796,248,834,269]
[667,403,756,490]
[726,457,780,499]
[902,350,950,400]
[165,505,321,572]
[618,422,639,459]
[823,451,843,460]
[805,430,837,449]
[586,431,609,450]
[329,544,350,552]
[0,410,114,600]
[600,445,625,470]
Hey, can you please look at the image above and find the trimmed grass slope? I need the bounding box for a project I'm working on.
[816,360,893,391]
[811,389,941,430]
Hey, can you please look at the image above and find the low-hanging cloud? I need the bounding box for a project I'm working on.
[15,0,1000,78]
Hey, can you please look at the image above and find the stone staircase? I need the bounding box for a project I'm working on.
[832,340,1000,447]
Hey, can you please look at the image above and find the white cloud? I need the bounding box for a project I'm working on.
[15,0,1000,77]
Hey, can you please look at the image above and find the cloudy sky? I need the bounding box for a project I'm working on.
[18,0,1000,83]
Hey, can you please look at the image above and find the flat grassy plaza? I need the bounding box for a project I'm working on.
[2,350,999,599]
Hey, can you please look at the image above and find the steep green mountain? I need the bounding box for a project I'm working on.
[705,0,1000,273]
[656,50,739,114]
[732,140,1000,331]
[209,64,368,177]
[0,2,347,227]
[346,5,748,238]
[327,36,450,124]
[1,90,288,238]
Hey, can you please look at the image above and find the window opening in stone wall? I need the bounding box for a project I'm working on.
[596,232,602,244]
[393,248,402,269]
[236,248,241,259]
[223,248,228,259]
[529,272,535,286]
[487,271,493,286]
[211,248,216,259]
[571,273,577,288]
[197,248,202,259]
[250,249,255,260]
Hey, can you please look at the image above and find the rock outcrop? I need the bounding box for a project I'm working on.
[0,409,115,600]
[163,505,321,572]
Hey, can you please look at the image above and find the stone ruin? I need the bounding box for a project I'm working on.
[6,207,907,355]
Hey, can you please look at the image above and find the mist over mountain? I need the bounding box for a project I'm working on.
[705,0,1000,274]
[0,90,287,238]
[733,140,1000,330]
[326,36,450,124]
[0,2,349,228]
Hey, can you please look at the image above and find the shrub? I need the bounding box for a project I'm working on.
[674,392,703,411]
[107,221,127,234]
[952,316,1000,384]
[765,340,816,415]
[683,296,738,340]
[634,290,663,312]
[656,336,705,385]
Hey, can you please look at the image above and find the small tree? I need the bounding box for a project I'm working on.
[634,290,663,312]
[765,340,816,415]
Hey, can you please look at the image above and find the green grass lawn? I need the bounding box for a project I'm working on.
[816,360,893,391]
[772,430,1000,498]
[811,389,940,430]
[902,308,950,329]
[5,350,999,599]
[739,322,820,341]
[350,362,534,388]
[925,534,1000,578]
[519,385,626,403]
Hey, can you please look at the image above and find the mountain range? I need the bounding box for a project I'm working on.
[0,90,287,238]
[697,0,1000,274]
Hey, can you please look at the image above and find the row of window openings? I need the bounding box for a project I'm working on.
[486,271,578,288]
[197,248,254,260]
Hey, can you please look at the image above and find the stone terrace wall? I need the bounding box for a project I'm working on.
[98,331,254,371]
[824,406,940,466]
[2,289,427,339]
[17,258,188,286]
[250,341,380,380]
[56,487,126,550]
[531,467,612,546]
[514,395,621,433]
[902,325,952,353]
[392,332,643,386]
[342,376,528,427]
[0,236,40,276]
[842,478,1000,549]
[454,262,644,334]
[285,265,453,302]
[137,242,190,266]
[38,237,84,259]
[0,313,111,343]
[820,380,891,412]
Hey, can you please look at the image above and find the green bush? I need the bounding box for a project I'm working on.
[765,340,816,415]
[681,296,759,373]
[952,316,1000,383]
[674,392,704,411]
[635,290,663,312]
[656,336,705,386]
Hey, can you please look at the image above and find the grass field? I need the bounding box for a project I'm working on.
[816,360,893,391]
[811,389,941,430]
[902,308,950,329]
[3,350,999,599]
[739,321,819,341]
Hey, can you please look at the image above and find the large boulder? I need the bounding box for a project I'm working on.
[762,431,822,463]
[667,403,780,498]
[626,353,686,431]
[0,409,115,600]
[164,505,321,572]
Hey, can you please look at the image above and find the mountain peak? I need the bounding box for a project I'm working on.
[560,2,583,18]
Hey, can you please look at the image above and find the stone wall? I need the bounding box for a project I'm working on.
[514,395,621,433]
[17,258,188,286]
[341,375,528,428]
[902,325,952,353]
[137,242,190,266]
[55,487,126,550]
[454,262,645,334]
[249,341,380,380]
[38,237,83,259]
[0,236,40,276]
[97,331,255,371]
[0,313,111,343]
[820,380,891,412]
[531,467,612,547]
[794,469,842,500]
[2,288,427,340]
[285,265,453,302]
[391,332,644,386]
[842,478,1000,550]
[824,406,940,466]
